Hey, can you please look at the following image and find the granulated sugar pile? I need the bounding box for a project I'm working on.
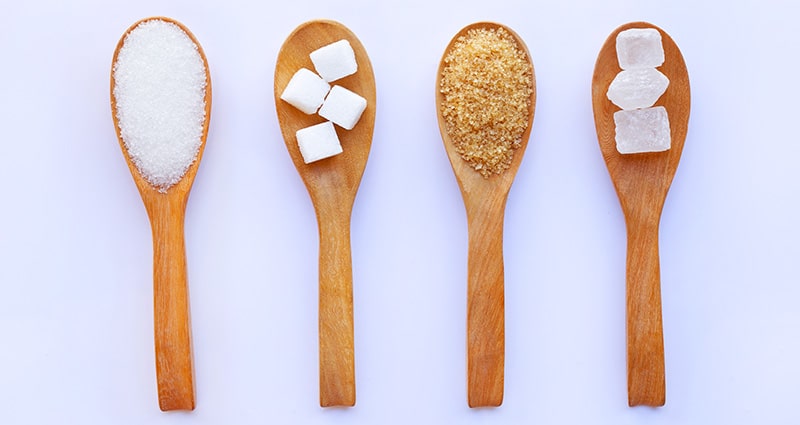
[439,27,533,178]
[113,19,207,192]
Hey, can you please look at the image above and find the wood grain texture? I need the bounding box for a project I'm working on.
[592,21,690,407]
[435,22,536,408]
[111,16,211,411]
[274,20,375,407]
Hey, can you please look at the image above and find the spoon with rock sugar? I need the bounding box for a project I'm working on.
[592,22,690,407]
[274,20,375,407]
[436,22,535,407]
[111,17,211,411]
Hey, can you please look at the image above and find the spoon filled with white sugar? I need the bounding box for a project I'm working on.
[274,20,375,407]
[111,17,211,411]
[592,21,690,407]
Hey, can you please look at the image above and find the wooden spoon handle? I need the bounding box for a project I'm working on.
[625,219,665,406]
[317,213,356,407]
[466,204,505,407]
[150,196,195,411]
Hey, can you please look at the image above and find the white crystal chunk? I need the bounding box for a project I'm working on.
[616,28,664,69]
[280,68,331,114]
[310,39,358,82]
[607,68,669,110]
[319,85,367,130]
[614,106,671,154]
[296,121,343,163]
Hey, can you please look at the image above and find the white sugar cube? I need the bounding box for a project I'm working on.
[310,40,358,82]
[614,106,671,154]
[296,121,343,163]
[318,85,367,130]
[607,68,669,110]
[616,28,665,69]
[280,68,330,114]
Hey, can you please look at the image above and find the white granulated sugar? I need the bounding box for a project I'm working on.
[616,28,665,69]
[280,68,331,114]
[296,121,343,163]
[607,68,669,110]
[318,85,367,130]
[113,19,207,192]
[310,39,358,82]
[614,106,671,154]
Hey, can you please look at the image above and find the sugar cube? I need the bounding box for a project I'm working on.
[318,85,367,130]
[616,28,665,69]
[614,106,671,154]
[607,68,669,110]
[280,68,330,114]
[296,121,343,163]
[310,40,358,82]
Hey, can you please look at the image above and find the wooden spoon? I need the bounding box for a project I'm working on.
[111,17,211,411]
[591,21,690,407]
[274,20,375,407]
[435,22,536,408]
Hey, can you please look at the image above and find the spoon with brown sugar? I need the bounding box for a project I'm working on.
[592,21,690,407]
[436,22,536,408]
[274,20,375,407]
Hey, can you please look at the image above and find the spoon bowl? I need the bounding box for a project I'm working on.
[435,22,536,407]
[111,16,211,411]
[592,21,690,407]
[274,20,375,407]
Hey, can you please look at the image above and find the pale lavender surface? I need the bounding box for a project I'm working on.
[0,1,798,424]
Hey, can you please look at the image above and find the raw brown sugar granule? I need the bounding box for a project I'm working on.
[440,27,533,178]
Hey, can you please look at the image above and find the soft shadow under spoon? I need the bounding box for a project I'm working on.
[592,21,690,407]
[111,17,211,411]
[274,20,375,407]
[436,22,536,407]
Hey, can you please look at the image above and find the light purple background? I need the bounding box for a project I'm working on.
[1,1,798,424]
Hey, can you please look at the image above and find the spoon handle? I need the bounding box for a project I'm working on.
[466,202,505,407]
[149,195,195,411]
[317,211,356,407]
[625,218,665,406]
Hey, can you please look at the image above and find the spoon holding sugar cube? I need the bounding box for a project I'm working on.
[274,20,375,407]
[436,22,535,407]
[592,22,690,407]
[111,17,211,411]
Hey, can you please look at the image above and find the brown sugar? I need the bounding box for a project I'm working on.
[440,27,533,178]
